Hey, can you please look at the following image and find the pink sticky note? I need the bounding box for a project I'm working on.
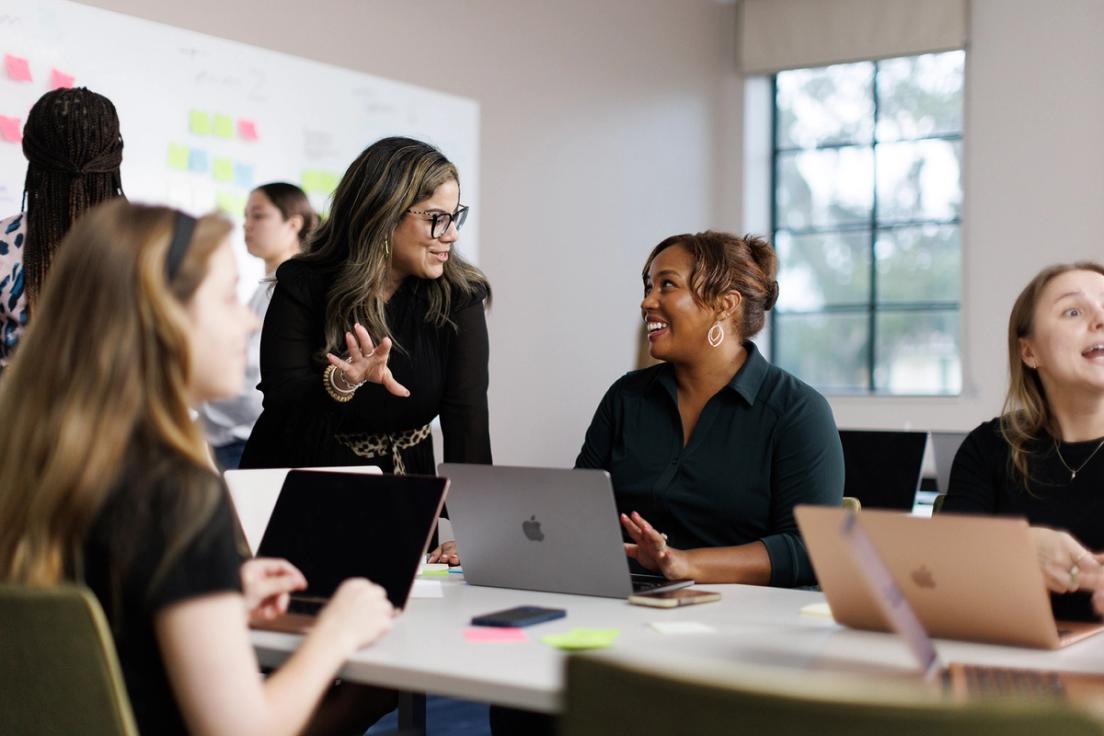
[238,118,258,141]
[463,626,528,643]
[0,115,22,143]
[49,68,74,89]
[4,54,32,82]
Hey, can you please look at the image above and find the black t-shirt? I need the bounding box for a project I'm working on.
[241,259,492,473]
[943,418,1104,620]
[82,458,243,735]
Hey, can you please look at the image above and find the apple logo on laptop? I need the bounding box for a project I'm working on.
[910,565,936,589]
[522,515,544,542]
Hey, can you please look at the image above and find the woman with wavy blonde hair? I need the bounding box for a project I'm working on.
[944,261,1104,619]
[0,200,394,735]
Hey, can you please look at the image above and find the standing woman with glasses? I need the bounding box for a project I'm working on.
[944,262,1104,620]
[240,137,490,561]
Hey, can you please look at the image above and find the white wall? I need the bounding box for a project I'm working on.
[75,0,740,467]
[75,0,1097,455]
[815,0,1104,432]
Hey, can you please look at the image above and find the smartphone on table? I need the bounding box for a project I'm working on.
[628,588,721,608]
[471,605,567,627]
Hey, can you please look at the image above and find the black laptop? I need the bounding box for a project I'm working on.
[252,470,448,632]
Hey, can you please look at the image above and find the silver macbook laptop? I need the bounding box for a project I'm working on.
[438,464,691,598]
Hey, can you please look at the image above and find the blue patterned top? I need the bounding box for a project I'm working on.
[0,213,28,369]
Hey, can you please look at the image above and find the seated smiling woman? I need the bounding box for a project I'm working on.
[576,231,844,586]
[944,262,1104,619]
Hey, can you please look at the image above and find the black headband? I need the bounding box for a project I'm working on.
[165,211,196,281]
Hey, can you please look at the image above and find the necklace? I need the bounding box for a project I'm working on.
[1054,437,1104,481]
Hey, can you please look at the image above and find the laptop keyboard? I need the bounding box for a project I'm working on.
[961,665,1066,698]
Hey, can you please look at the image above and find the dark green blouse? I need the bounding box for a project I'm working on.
[575,341,844,587]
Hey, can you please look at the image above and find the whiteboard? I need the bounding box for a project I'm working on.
[0,0,480,293]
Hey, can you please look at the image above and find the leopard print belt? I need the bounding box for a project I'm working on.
[334,423,432,475]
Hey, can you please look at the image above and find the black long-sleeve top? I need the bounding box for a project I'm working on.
[943,418,1104,620]
[240,259,491,473]
[575,341,844,587]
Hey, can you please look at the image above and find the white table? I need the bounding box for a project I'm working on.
[251,575,1104,716]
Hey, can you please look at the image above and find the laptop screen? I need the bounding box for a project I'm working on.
[256,470,447,608]
[839,430,928,510]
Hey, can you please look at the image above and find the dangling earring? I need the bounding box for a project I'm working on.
[383,236,392,260]
[707,322,724,348]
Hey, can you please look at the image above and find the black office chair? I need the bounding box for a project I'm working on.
[838,429,928,511]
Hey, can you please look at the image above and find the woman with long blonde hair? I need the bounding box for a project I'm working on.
[0,200,394,735]
[944,262,1104,620]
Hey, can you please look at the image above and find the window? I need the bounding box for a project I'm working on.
[769,51,964,395]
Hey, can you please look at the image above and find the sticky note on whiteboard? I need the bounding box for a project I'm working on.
[49,68,74,89]
[0,116,23,143]
[233,163,253,189]
[188,148,208,173]
[4,54,32,82]
[167,143,189,171]
[237,118,259,141]
[189,110,212,136]
[212,157,234,182]
[213,114,234,139]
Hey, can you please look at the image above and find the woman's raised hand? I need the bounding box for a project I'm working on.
[326,323,410,397]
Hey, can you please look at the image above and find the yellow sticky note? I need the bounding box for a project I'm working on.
[541,628,620,651]
[213,113,234,139]
[167,143,189,171]
[189,110,211,135]
[212,157,234,182]
[301,170,320,193]
[318,171,340,194]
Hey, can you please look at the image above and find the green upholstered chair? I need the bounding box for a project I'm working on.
[842,496,862,513]
[561,654,1104,736]
[0,584,138,736]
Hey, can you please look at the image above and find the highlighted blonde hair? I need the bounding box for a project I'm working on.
[0,200,230,586]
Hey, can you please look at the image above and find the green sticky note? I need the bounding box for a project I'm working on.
[167,143,189,171]
[212,157,234,182]
[213,113,234,139]
[318,171,340,194]
[189,110,211,135]
[301,169,322,193]
[215,190,245,215]
[541,628,620,651]
[420,568,450,577]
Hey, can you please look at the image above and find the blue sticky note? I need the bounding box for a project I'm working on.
[188,148,208,173]
[234,163,253,189]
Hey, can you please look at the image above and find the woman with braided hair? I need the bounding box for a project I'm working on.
[0,87,124,370]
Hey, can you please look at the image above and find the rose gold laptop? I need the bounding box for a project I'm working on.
[831,507,1104,701]
[795,505,1104,650]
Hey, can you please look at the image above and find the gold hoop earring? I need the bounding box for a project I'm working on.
[383,236,391,260]
[707,322,724,348]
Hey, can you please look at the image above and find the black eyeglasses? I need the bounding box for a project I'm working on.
[407,205,469,239]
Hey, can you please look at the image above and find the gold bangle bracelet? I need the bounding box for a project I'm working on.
[323,364,356,403]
